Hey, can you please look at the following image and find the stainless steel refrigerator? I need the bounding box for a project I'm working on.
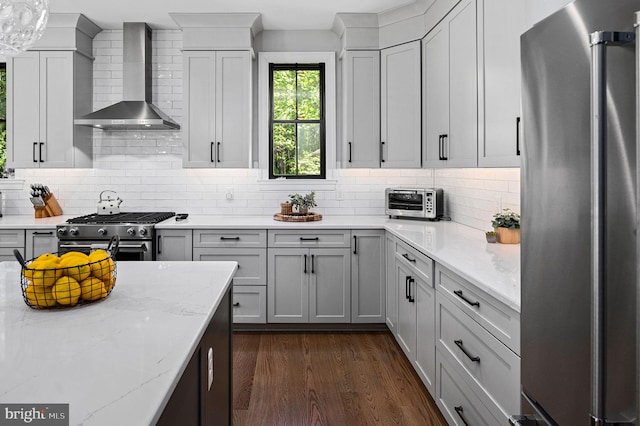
[514,0,639,425]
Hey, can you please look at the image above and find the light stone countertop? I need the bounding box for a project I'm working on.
[0,214,520,310]
[0,261,237,426]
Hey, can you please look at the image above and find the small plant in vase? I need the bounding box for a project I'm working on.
[288,191,317,215]
[491,208,521,244]
[485,231,497,243]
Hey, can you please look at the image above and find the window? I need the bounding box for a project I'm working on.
[0,64,5,174]
[269,63,325,179]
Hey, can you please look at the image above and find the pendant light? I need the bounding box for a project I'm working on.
[0,0,49,56]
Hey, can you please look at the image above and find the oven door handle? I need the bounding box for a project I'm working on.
[59,243,148,252]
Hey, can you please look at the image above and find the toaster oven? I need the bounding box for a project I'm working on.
[385,188,444,220]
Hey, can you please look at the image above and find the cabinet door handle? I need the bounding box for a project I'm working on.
[353,235,357,255]
[408,277,415,303]
[32,231,54,235]
[402,253,416,263]
[454,406,470,426]
[516,116,521,156]
[304,254,308,274]
[311,254,315,274]
[438,135,443,160]
[210,142,215,163]
[300,237,319,241]
[39,142,45,162]
[33,142,38,163]
[405,276,410,300]
[157,235,162,254]
[453,290,480,308]
[232,302,240,307]
[217,142,221,163]
[380,141,385,163]
[454,339,480,363]
[348,142,352,163]
[220,236,240,241]
[441,134,448,160]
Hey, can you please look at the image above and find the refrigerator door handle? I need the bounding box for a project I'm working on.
[589,29,636,425]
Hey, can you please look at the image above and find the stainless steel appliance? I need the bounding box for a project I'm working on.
[385,188,444,220]
[57,212,175,261]
[75,23,180,131]
[512,1,638,424]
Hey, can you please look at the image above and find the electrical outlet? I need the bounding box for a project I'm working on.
[225,187,234,200]
[336,188,344,201]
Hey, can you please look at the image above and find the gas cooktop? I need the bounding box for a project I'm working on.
[66,212,176,225]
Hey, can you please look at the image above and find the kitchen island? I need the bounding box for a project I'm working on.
[0,261,237,425]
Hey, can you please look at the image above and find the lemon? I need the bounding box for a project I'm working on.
[36,252,60,263]
[59,251,90,263]
[88,250,113,279]
[25,283,57,307]
[80,277,107,301]
[51,276,81,306]
[103,275,116,292]
[60,257,91,282]
[30,258,62,288]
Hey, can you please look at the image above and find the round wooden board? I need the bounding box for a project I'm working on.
[273,212,323,222]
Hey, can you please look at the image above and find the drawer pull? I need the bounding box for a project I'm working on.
[232,302,240,307]
[454,406,470,426]
[454,339,480,363]
[402,253,416,263]
[453,290,480,308]
[220,236,241,241]
[300,237,320,241]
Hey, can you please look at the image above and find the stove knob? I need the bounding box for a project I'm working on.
[57,228,67,235]
[69,228,79,236]
[97,228,107,235]
[138,228,148,236]
[126,227,136,236]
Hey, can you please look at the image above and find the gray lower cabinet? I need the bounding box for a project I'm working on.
[193,229,268,324]
[351,230,385,323]
[25,229,57,259]
[385,232,397,332]
[156,229,193,261]
[268,247,351,323]
[0,229,25,261]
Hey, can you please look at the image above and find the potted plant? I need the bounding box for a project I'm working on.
[485,231,497,243]
[491,208,520,244]
[288,191,317,215]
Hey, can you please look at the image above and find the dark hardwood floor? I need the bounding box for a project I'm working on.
[233,331,447,426]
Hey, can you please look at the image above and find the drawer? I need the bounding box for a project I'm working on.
[435,351,502,426]
[268,230,351,248]
[193,229,267,248]
[233,286,267,324]
[395,239,434,286]
[194,248,267,286]
[436,293,520,421]
[0,229,25,248]
[436,264,520,355]
[0,249,21,261]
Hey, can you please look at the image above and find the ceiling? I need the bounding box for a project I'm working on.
[49,0,417,31]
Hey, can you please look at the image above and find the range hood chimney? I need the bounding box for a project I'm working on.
[75,22,180,131]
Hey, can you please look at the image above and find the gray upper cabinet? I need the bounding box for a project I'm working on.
[380,41,422,168]
[7,51,93,168]
[477,0,526,167]
[183,50,251,168]
[422,0,478,168]
[342,50,381,168]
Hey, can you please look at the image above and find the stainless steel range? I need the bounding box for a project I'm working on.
[57,212,175,261]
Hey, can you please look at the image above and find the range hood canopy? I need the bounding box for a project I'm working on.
[75,22,180,131]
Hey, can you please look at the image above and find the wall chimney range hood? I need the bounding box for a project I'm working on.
[75,22,180,131]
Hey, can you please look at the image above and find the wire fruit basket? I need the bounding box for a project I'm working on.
[14,236,119,309]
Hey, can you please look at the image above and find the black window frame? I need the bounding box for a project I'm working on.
[268,63,326,179]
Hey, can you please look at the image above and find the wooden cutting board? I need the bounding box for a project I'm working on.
[273,212,323,222]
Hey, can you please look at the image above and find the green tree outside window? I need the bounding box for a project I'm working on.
[269,64,325,179]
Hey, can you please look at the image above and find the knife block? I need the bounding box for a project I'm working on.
[33,193,63,218]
